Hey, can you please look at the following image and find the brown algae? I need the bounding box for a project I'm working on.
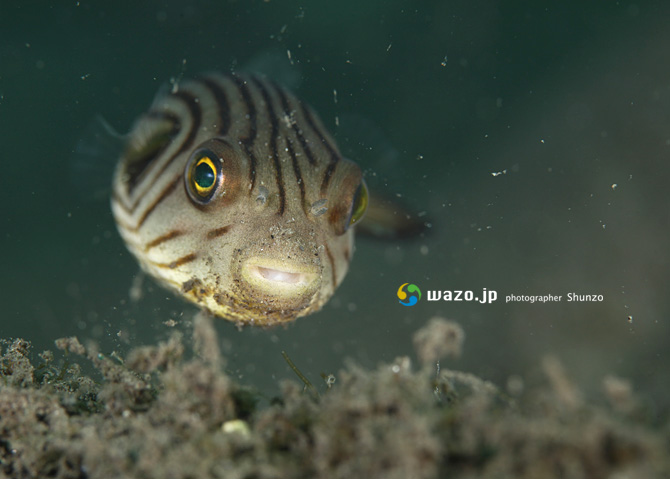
[0,317,668,479]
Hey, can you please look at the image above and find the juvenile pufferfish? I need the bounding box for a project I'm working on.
[111,73,368,327]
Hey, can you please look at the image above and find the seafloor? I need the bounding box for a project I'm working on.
[0,315,667,479]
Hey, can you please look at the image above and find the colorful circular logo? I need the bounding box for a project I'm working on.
[397,283,421,306]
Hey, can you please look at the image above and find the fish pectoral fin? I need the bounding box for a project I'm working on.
[355,189,429,240]
[70,115,126,201]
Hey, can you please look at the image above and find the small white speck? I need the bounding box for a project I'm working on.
[222,419,251,438]
[611,183,618,190]
[440,55,448,66]
[333,89,338,104]
[540,139,545,143]
[391,365,401,373]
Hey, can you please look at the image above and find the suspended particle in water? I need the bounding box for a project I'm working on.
[441,55,448,66]
[320,373,336,388]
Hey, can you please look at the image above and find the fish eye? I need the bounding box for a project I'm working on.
[194,157,216,194]
[186,149,222,204]
[348,180,368,226]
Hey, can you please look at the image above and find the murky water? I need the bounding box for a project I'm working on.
[1,1,668,406]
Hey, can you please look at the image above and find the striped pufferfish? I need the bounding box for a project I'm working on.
[112,73,369,327]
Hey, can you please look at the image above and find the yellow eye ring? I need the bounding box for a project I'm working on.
[349,180,368,226]
[185,150,222,205]
[192,156,217,196]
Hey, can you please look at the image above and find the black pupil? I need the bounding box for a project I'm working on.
[195,161,215,189]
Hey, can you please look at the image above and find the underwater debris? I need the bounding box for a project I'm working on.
[0,317,668,479]
[412,317,464,365]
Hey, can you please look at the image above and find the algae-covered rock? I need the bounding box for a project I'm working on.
[0,318,668,479]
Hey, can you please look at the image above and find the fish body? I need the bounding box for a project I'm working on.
[111,73,367,327]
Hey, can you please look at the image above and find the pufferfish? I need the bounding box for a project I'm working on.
[111,72,419,327]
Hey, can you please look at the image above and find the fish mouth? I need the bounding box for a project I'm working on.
[241,257,320,292]
[254,266,313,285]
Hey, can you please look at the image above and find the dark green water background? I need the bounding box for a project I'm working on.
[1,1,668,406]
